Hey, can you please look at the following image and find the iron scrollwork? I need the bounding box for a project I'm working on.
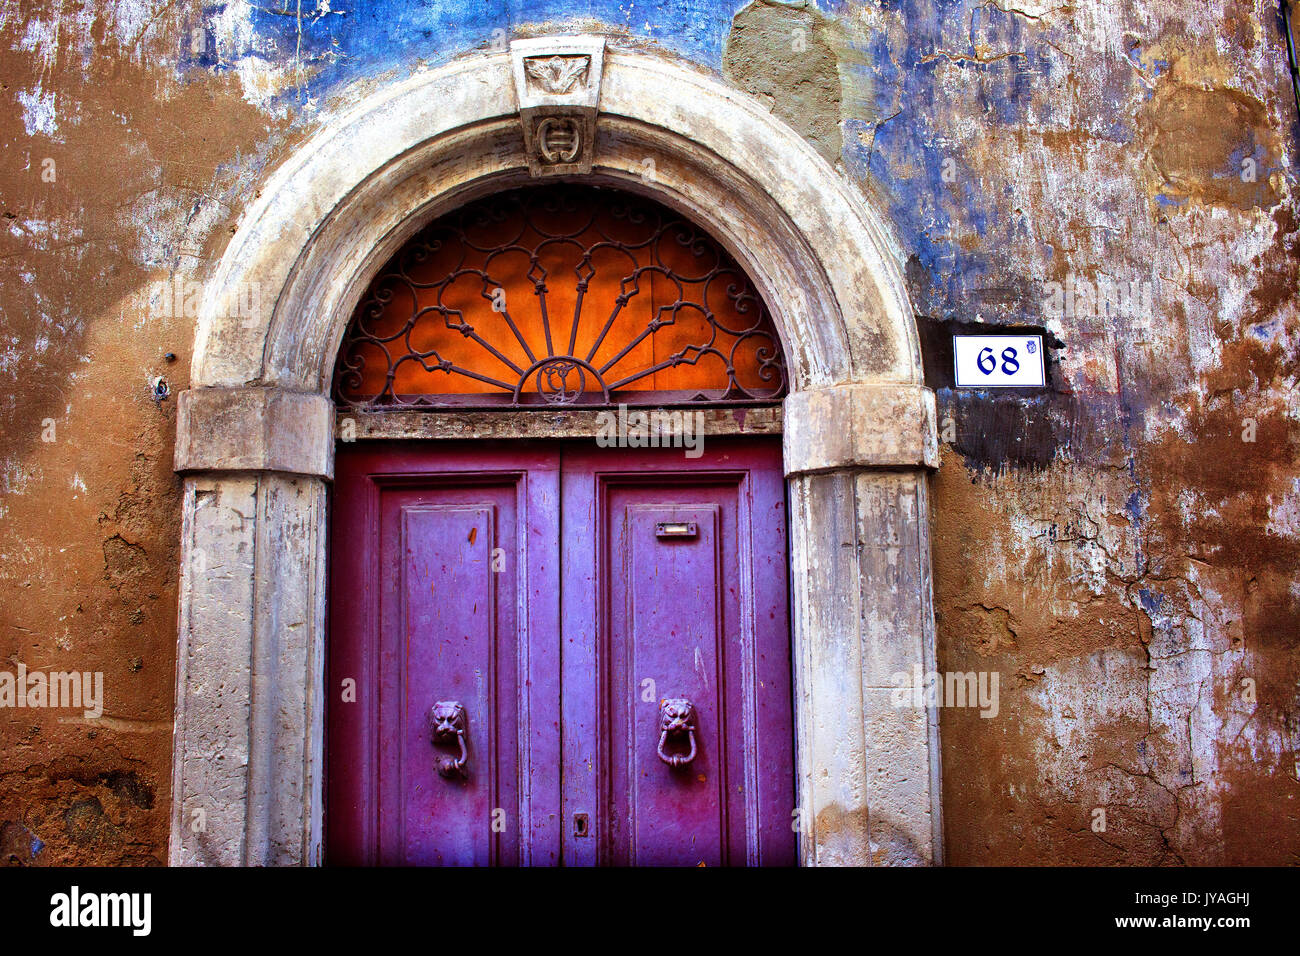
[332,185,788,411]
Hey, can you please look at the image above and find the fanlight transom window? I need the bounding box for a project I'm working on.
[332,185,787,409]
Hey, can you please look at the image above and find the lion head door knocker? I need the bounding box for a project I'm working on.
[656,698,698,769]
[429,700,469,780]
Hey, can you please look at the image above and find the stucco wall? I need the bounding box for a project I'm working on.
[1,0,1296,865]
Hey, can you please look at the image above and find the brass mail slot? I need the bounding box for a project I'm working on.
[655,521,698,538]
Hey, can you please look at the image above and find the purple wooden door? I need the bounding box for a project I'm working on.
[561,441,795,866]
[328,444,562,866]
[328,438,795,866]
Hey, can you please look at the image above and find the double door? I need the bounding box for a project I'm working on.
[327,438,795,865]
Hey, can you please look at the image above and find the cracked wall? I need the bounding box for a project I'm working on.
[0,0,1296,865]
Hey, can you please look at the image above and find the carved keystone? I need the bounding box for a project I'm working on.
[510,36,605,176]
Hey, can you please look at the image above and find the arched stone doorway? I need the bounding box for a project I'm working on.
[170,35,940,866]
[328,182,797,866]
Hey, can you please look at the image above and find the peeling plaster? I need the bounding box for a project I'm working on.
[1,0,1297,865]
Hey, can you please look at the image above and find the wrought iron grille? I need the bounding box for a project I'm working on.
[332,185,787,410]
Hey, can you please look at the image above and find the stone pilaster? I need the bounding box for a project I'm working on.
[785,384,942,865]
[169,390,331,866]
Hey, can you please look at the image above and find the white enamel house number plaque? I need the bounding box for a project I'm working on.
[953,335,1046,387]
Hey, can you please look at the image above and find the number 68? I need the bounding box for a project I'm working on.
[977,346,1020,376]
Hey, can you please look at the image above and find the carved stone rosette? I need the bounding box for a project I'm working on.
[510,36,605,176]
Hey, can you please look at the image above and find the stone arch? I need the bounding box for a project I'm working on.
[171,36,941,867]
[191,45,921,395]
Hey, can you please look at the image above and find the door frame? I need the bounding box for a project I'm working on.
[169,36,942,866]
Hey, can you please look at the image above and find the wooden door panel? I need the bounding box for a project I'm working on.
[612,501,728,866]
[387,499,513,865]
[560,439,796,866]
[328,443,562,866]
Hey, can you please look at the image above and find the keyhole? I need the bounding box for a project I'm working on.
[573,812,589,838]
